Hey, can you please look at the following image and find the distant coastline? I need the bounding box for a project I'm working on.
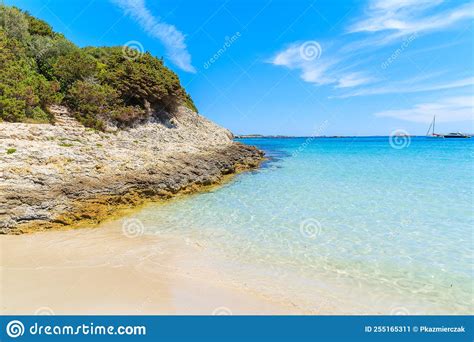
[236,134,401,138]
[235,134,351,138]
[235,134,473,138]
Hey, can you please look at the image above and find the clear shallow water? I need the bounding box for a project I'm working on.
[131,137,473,314]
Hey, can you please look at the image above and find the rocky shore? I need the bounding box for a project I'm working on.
[0,106,264,234]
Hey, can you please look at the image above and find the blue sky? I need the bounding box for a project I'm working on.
[7,0,474,135]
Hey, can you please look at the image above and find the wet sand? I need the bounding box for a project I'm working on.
[0,222,307,315]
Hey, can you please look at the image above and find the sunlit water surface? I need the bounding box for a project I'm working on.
[129,137,473,314]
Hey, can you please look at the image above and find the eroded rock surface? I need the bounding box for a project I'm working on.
[0,106,264,233]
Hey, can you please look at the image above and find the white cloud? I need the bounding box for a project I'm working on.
[271,44,303,68]
[349,0,474,42]
[270,1,473,97]
[335,72,374,88]
[270,42,372,88]
[375,96,474,123]
[337,77,474,98]
[112,0,196,73]
[271,42,334,85]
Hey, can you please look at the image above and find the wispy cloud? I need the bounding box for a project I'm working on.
[270,41,372,88]
[112,0,196,73]
[375,95,474,123]
[270,0,473,103]
[349,0,474,43]
[337,76,474,98]
[335,72,375,88]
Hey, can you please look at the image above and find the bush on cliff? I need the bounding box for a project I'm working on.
[64,81,118,130]
[0,5,198,128]
[53,50,98,91]
[0,29,61,122]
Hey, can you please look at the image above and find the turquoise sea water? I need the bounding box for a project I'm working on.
[132,137,473,314]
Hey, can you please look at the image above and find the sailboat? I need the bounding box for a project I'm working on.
[426,116,470,138]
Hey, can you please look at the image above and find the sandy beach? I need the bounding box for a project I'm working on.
[0,220,309,315]
[1,3,472,320]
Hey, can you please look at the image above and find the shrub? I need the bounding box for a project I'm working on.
[28,106,51,123]
[0,4,199,129]
[90,47,187,112]
[111,106,147,126]
[23,11,54,37]
[184,92,198,112]
[53,50,98,91]
[27,34,76,79]
[65,80,118,129]
[0,99,25,121]
[0,25,61,122]
[0,5,29,41]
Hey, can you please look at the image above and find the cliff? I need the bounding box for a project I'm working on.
[0,6,264,233]
[0,105,264,233]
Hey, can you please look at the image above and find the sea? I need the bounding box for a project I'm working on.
[125,137,473,314]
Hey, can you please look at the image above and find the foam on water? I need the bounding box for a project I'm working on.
[130,137,473,314]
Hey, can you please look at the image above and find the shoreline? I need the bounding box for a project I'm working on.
[2,134,471,314]
[0,222,307,315]
[16,147,265,234]
[0,105,265,234]
[2,201,470,315]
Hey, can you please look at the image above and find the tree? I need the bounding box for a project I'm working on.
[0,29,60,122]
[94,48,185,111]
[23,11,54,37]
[0,5,30,41]
[65,80,118,129]
[28,34,76,79]
[53,49,98,91]
[0,4,198,128]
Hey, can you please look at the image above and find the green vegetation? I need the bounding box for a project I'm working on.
[0,5,197,129]
[58,142,73,147]
[6,148,16,154]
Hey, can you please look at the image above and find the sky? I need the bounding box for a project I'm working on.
[6,0,474,136]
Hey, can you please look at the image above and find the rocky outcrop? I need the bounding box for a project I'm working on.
[0,106,264,233]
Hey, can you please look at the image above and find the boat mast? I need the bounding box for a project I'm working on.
[426,116,434,136]
[433,115,436,135]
